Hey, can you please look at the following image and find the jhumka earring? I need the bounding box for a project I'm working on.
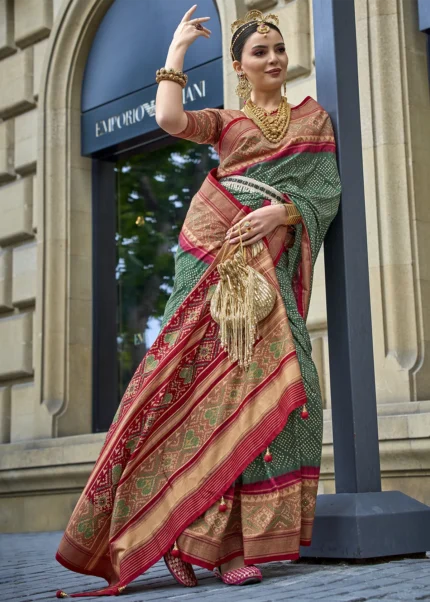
[235,71,252,100]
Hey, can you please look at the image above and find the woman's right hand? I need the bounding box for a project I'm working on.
[171,4,211,49]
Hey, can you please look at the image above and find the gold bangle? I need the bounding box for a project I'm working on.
[156,67,188,88]
[156,67,187,79]
[156,73,187,88]
[283,202,301,225]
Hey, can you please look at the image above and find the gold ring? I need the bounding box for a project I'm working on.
[243,220,252,230]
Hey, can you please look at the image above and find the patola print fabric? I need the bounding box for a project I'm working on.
[55,96,341,596]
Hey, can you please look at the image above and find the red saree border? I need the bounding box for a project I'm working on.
[116,342,233,492]
[218,116,252,149]
[117,377,306,584]
[240,466,320,494]
[85,311,217,486]
[290,95,313,113]
[207,169,253,213]
[178,230,215,264]
[179,550,242,571]
[179,549,301,570]
[216,96,314,150]
[247,551,301,564]
[233,140,336,178]
[198,188,234,225]
[114,349,303,543]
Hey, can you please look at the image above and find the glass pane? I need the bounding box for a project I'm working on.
[115,140,219,403]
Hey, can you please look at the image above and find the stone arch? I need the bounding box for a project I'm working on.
[35,0,241,438]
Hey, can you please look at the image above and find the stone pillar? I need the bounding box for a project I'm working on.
[0,0,116,444]
[0,0,47,443]
[355,0,430,404]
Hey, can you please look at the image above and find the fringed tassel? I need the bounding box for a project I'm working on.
[56,585,126,598]
[212,251,257,370]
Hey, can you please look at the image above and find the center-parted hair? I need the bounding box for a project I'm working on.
[230,22,284,63]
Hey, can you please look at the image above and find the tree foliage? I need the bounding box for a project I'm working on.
[115,140,219,397]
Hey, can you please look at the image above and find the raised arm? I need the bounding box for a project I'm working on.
[155,5,211,135]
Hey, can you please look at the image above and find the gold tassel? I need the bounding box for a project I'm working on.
[214,250,257,369]
[210,225,276,370]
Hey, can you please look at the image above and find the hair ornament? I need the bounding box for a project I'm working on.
[231,10,279,35]
[230,10,280,60]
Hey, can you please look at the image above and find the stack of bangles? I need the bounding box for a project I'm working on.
[155,67,188,88]
[240,202,300,234]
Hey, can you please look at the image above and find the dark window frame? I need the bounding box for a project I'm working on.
[91,128,222,432]
[92,158,117,433]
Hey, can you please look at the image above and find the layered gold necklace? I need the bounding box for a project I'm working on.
[243,96,291,144]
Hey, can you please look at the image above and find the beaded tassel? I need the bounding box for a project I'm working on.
[301,403,309,419]
[264,446,273,462]
[171,541,181,558]
[219,496,227,512]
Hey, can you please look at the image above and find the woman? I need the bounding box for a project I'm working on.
[55,6,341,597]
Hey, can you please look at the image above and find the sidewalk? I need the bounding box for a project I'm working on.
[0,531,429,602]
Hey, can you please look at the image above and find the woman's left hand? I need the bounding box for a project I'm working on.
[225,204,285,246]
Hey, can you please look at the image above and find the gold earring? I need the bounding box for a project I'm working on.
[283,79,287,97]
[235,71,252,100]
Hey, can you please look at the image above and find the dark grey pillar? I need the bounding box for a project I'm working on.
[418,0,430,85]
[300,0,430,559]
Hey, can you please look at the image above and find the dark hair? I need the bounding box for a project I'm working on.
[231,22,283,62]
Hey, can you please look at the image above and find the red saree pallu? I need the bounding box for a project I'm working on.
[55,96,341,597]
[55,177,308,597]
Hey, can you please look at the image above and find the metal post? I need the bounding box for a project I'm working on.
[300,0,430,559]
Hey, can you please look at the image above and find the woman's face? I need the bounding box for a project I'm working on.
[234,27,288,93]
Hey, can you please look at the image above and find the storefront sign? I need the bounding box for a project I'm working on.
[93,81,207,139]
[82,58,222,156]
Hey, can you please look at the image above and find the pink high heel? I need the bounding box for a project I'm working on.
[213,565,262,585]
[164,548,198,587]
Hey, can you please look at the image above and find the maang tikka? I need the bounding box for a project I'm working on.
[236,71,252,100]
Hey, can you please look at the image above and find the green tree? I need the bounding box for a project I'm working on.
[115,140,218,398]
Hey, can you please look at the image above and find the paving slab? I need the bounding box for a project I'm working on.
[0,532,429,602]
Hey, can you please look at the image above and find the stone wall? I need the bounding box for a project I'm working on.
[0,0,429,533]
[0,0,54,446]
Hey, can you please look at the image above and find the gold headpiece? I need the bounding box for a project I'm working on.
[230,10,280,61]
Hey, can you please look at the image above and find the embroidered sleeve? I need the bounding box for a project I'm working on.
[173,108,223,145]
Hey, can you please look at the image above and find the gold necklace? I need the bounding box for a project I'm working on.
[243,96,291,143]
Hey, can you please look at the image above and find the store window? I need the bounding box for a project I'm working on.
[81,0,223,432]
[115,141,219,403]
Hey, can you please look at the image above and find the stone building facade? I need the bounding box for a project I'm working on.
[0,0,429,532]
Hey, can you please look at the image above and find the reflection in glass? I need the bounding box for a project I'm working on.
[115,140,219,403]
